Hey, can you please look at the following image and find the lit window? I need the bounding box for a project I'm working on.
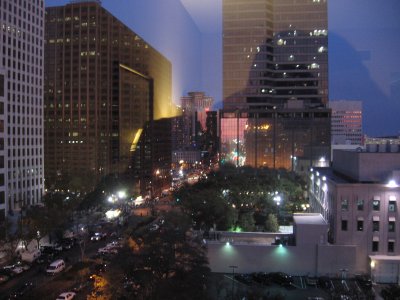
[357,220,363,231]
[389,200,396,212]
[372,200,380,211]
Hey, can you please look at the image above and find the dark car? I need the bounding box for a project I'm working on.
[381,284,400,300]
[59,238,75,250]
[355,274,372,290]
[317,276,332,290]
[8,281,34,298]
[0,269,12,284]
[234,274,252,285]
[40,245,58,256]
[90,232,106,242]
[251,272,271,285]
[268,272,293,286]
[93,263,107,274]
[73,281,90,293]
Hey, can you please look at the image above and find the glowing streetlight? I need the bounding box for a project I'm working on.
[386,179,399,188]
[273,194,281,206]
[117,190,127,199]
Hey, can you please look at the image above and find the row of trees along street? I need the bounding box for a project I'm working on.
[104,212,211,300]
[173,164,307,232]
[0,174,129,262]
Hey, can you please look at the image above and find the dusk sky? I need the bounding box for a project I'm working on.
[45,0,400,136]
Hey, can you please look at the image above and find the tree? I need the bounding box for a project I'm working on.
[264,214,279,232]
[0,218,21,260]
[174,166,305,232]
[109,211,211,300]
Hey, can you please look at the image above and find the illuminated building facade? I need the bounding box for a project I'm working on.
[309,149,400,282]
[135,118,172,196]
[220,103,330,170]
[44,1,172,192]
[179,92,213,150]
[223,0,328,109]
[329,100,363,145]
[0,0,45,218]
[222,0,329,169]
[204,111,219,164]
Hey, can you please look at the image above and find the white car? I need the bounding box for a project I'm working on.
[90,232,106,241]
[12,266,24,274]
[56,292,76,300]
[149,224,159,231]
[107,241,122,248]
[98,246,118,254]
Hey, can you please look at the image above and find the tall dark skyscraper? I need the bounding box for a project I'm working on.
[221,0,330,169]
[0,0,45,218]
[44,0,173,192]
[223,0,328,109]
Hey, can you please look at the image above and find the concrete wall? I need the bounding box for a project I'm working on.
[332,150,400,182]
[295,223,328,247]
[207,241,358,276]
[317,244,357,276]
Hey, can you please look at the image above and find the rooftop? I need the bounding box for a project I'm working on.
[293,213,327,226]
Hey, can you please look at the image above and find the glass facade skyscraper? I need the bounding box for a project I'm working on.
[222,0,330,169]
[223,0,328,109]
[44,1,172,192]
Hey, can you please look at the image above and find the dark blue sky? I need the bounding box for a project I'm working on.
[46,0,400,136]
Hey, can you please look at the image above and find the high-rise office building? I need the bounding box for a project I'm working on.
[329,100,363,145]
[180,92,213,150]
[223,0,328,109]
[0,0,45,219]
[221,0,329,169]
[44,1,172,192]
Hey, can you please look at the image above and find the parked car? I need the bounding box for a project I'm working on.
[381,284,400,300]
[268,272,293,286]
[56,292,76,300]
[98,246,118,254]
[234,274,252,285]
[149,224,159,231]
[306,277,318,286]
[46,259,65,275]
[317,276,332,290]
[251,272,271,285]
[8,281,34,298]
[72,281,90,293]
[40,245,58,256]
[73,281,90,293]
[60,238,76,250]
[355,274,372,290]
[93,263,107,274]
[90,232,106,241]
[3,262,28,276]
[0,271,10,284]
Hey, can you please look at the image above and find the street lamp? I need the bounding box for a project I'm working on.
[273,193,281,206]
[117,190,126,199]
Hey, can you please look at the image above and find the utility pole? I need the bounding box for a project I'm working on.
[229,265,238,300]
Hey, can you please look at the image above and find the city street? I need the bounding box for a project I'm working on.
[0,226,116,299]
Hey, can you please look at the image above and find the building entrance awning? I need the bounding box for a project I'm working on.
[369,255,400,262]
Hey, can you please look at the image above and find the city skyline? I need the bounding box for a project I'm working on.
[45,0,400,136]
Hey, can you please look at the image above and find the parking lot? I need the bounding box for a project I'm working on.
[207,273,376,300]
